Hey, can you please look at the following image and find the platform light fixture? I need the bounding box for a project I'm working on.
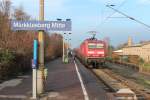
[57,18,71,63]
[57,18,62,21]
[66,19,71,21]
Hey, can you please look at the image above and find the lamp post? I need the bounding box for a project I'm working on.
[63,35,71,63]
[56,18,64,62]
[66,33,71,59]
[65,19,71,61]
[67,33,72,49]
[67,38,71,58]
[63,33,66,62]
[58,18,71,63]
[67,38,71,51]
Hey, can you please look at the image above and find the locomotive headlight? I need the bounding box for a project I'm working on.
[97,51,104,54]
[88,51,94,54]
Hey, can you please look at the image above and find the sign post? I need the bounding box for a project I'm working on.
[11,0,71,95]
[37,0,45,95]
[32,40,38,99]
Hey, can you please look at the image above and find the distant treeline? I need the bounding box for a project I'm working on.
[0,0,63,81]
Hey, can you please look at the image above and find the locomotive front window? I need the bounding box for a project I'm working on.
[88,43,96,48]
[88,43,104,49]
[97,44,104,48]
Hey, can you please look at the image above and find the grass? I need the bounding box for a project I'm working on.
[108,64,150,89]
[114,69,150,89]
[141,63,150,72]
[145,80,150,85]
[136,76,150,89]
[143,63,150,68]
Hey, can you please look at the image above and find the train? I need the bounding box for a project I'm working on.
[75,36,108,68]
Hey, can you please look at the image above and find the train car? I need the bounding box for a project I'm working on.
[76,37,107,68]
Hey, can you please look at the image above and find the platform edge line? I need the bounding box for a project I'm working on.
[74,60,89,100]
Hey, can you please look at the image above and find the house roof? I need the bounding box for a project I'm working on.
[113,49,123,53]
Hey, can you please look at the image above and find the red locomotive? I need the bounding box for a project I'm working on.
[75,35,107,68]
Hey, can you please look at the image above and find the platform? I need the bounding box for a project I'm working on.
[0,58,108,100]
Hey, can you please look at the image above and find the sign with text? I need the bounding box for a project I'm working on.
[11,20,72,31]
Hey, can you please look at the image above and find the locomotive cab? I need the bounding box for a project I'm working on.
[76,36,107,69]
[86,41,106,68]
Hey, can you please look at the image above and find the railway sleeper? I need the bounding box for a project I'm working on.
[93,69,138,100]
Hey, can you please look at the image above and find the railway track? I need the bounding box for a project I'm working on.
[76,57,150,99]
[89,67,150,100]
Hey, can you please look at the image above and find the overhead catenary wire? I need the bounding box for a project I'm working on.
[106,5,150,29]
[98,0,128,32]
[104,0,128,22]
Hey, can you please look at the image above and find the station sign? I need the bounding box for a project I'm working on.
[11,20,72,31]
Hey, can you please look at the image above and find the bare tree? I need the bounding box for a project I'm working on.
[0,0,11,48]
[13,6,30,20]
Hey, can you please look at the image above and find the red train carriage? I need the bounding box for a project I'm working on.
[76,38,107,68]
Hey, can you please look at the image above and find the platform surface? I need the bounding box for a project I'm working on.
[0,58,108,100]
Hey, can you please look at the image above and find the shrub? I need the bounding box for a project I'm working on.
[139,58,145,65]
[122,56,129,62]
[0,49,15,63]
[105,57,113,62]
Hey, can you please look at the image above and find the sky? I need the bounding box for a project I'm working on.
[11,0,150,48]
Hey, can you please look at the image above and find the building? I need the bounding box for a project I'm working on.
[113,49,123,55]
[127,36,133,47]
[114,36,150,62]
[122,43,150,62]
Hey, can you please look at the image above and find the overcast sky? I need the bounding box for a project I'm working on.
[11,0,150,47]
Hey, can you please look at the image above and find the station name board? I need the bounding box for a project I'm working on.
[11,20,72,31]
